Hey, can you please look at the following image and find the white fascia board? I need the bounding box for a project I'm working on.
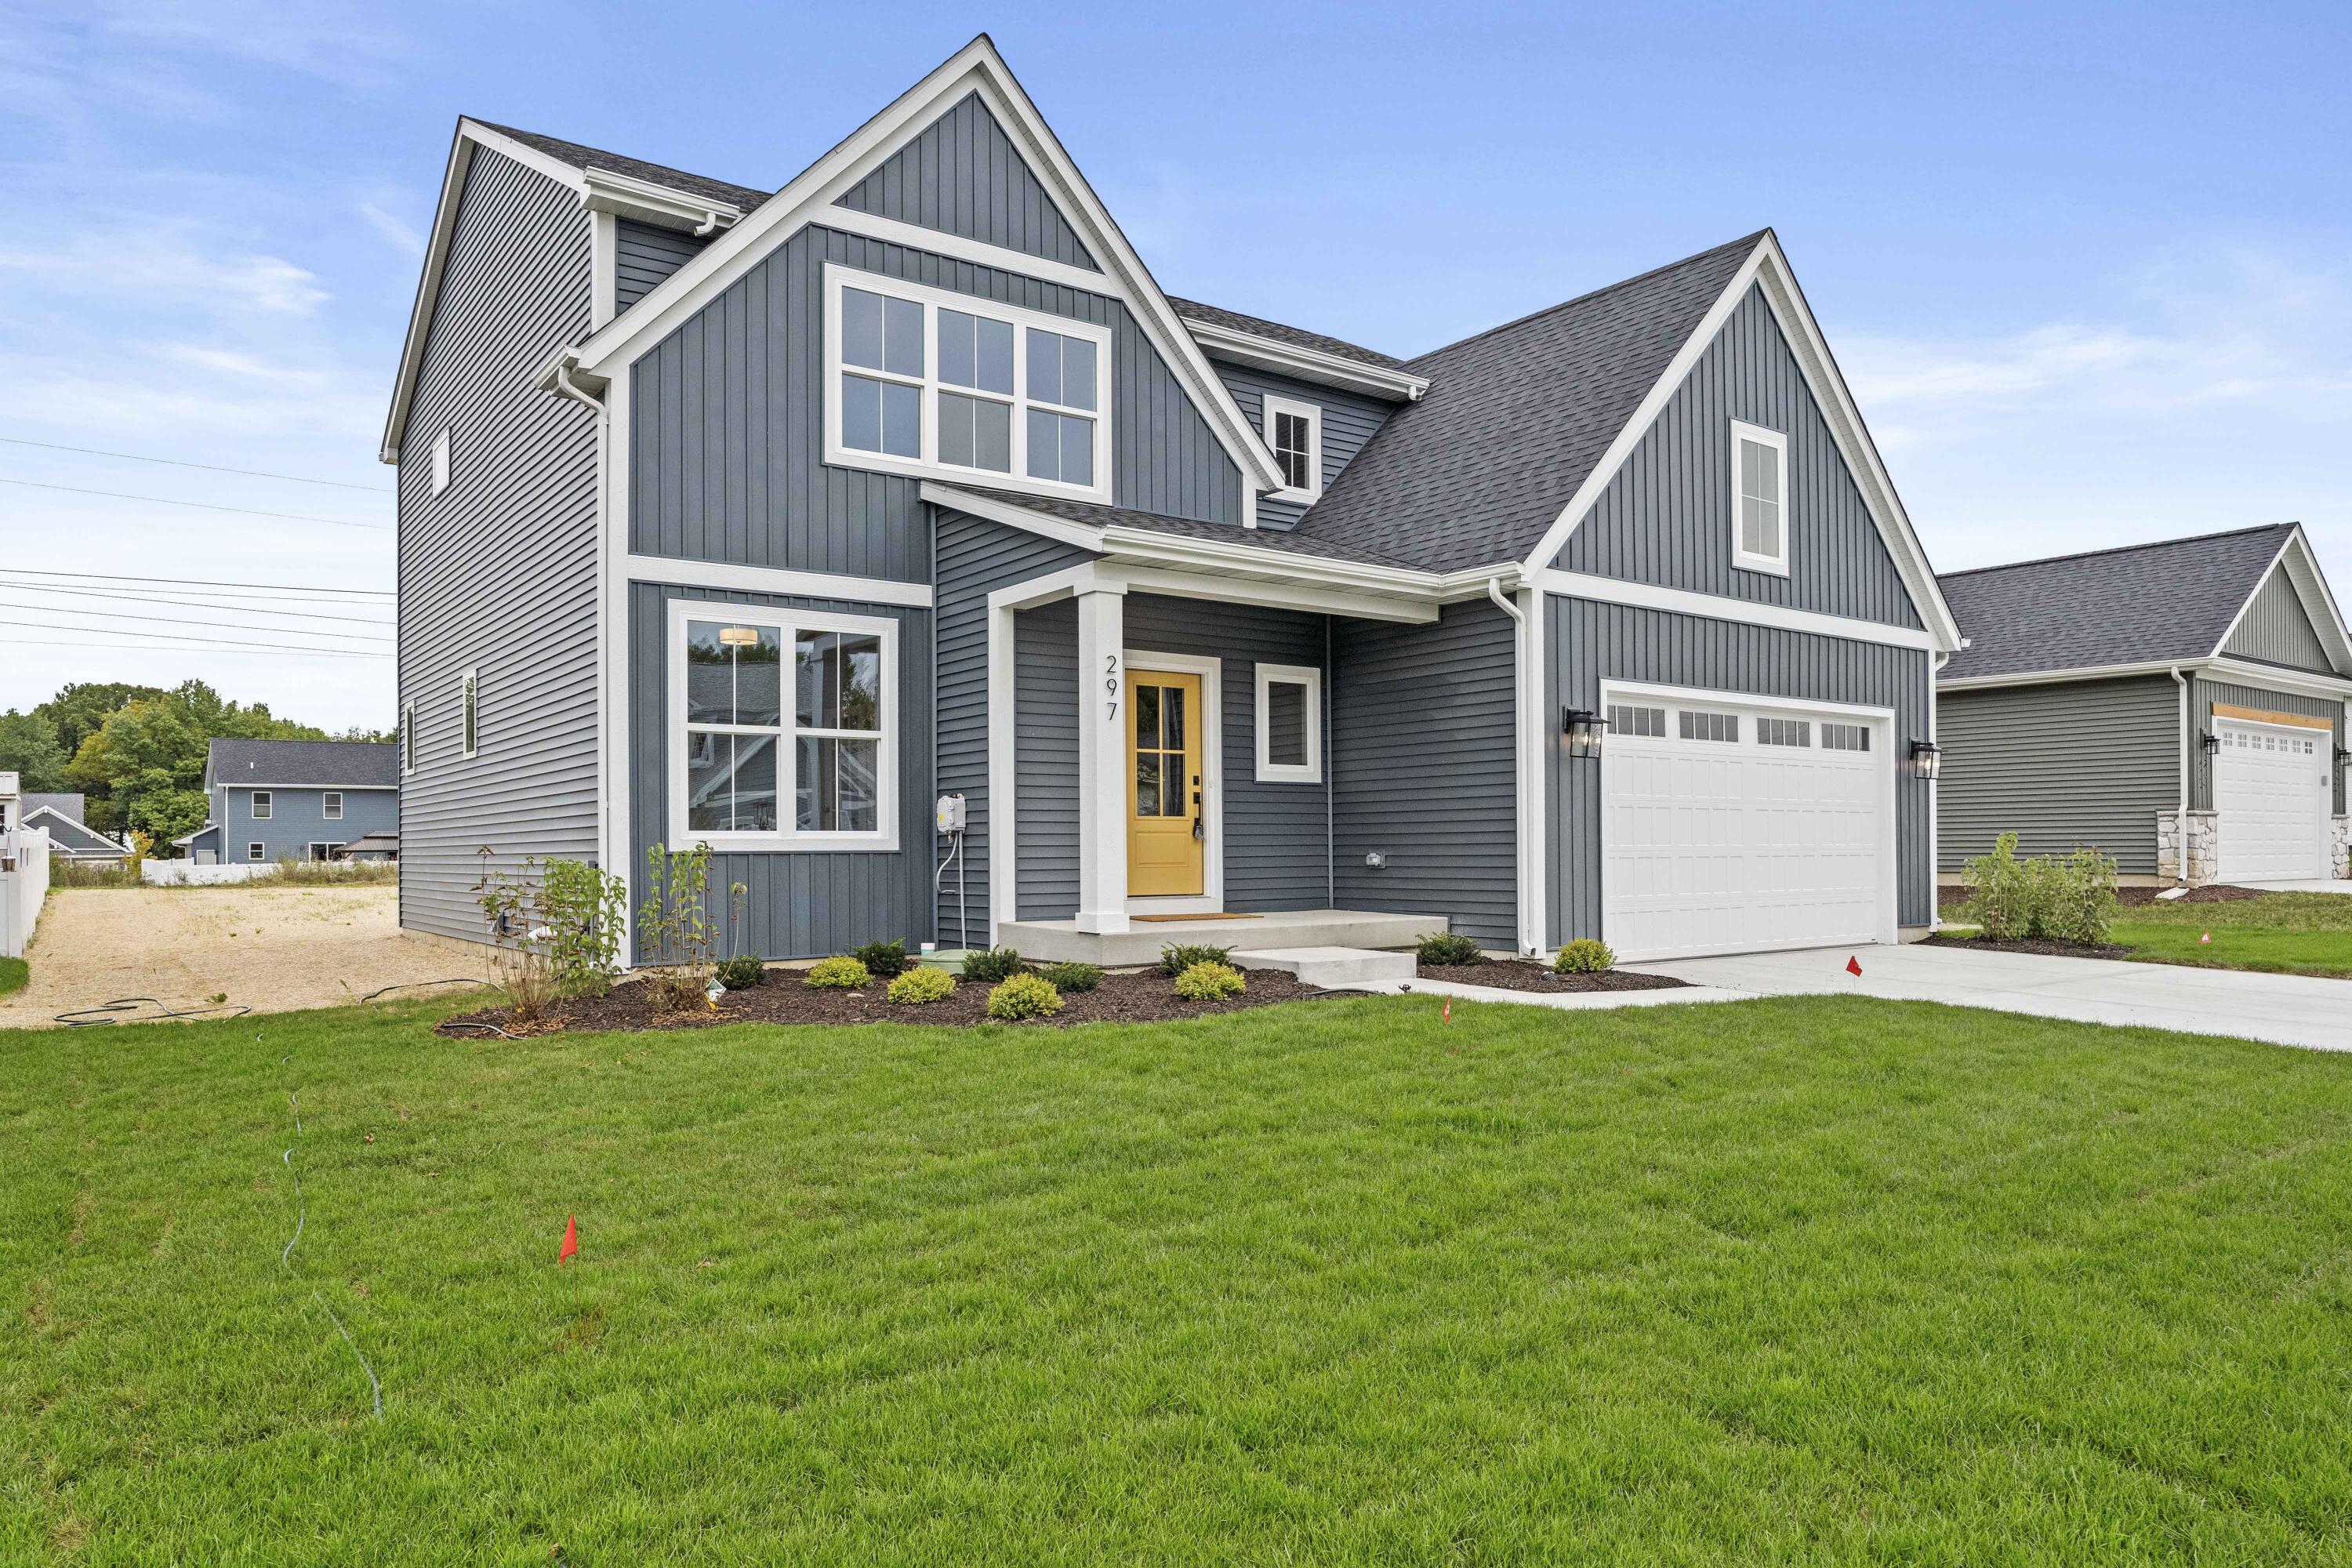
[919,481,1106,553]
[2203,656,2352,699]
[580,166,741,232]
[1940,657,2352,698]
[621,552,933,608]
[1181,318,1428,402]
[1515,234,1965,656]
[564,38,1289,496]
[1112,564,1437,625]
[1540,568,1940,651]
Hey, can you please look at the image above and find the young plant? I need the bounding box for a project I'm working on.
[2045,845,2120,945]
[1173,960,1247,1000]
[1553,938,1616,975]
[887,967,957,1005]
[1039,961,1102,993]
[987,972,1062,1021]
[1158,942,1232,977]
[637,841,717,1011]
[715,953,767,991]
[541,857,626,996]
[1416,931,1484,967]
[804,956,871,989]
[853,939,909,978]
[960,946,1025,984]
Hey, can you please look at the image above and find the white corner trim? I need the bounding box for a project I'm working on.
[1515,584,1548,956]
[1728,418,1790,577]
[590,209,617,331]
[1260,394,1323,504]
[1181,315,1429,402]
[1539,569,1940,650]
[622,553,933,607]
[1252,662,1323,783]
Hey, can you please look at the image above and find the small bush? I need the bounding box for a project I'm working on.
[987,971,1063,1021]
[804,956,871,989]
[853,939,909,978]
[887,967,956,1005]
[1040,960,1102,993]
[1965,832,2040,939]
[1173,960,1247,1000]
[1158,942,1232,976]
[1417,931,1484,967]
[1553,938,1616,974]
[714,953,766,991]
[2043,844,2120,945]
[1966,831,2116,942]
[960,946,1025,983]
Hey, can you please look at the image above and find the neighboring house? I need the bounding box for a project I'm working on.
[379,36,1962,965]
[1938,524,2352,884]
[179,739,400,865]
[11,793,129,866]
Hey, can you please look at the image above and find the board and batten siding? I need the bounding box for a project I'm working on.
[626,226,1245,580]
[2223,565,2336,673]
[931,510,1098,939]
[396,146,601,942]
[833,91,1099,273]
[1331,599,1517,943]
[1012,597,1079,921]
[1547,597,1936,942]
[1936,677,2180,874]
[2190,677,2345,815]
[1211,365,1396,531]
[627,580,934,960]
[1556,285,1922,630]
[615,219,710,313]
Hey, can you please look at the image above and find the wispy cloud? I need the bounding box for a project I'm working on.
[356,199,426,259]
[0,223,329,315]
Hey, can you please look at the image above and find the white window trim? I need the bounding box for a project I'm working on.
[401,701,416,774]
[460,668,478,760]
[323,791,343,821]
[307,841,337,862]
[664,597,901,853]
[247,841,267,862]
[250,789,273,820]
[1729,419,1790,577]
[1261,394,1322,504]
[1253,662,1323,783]
[430,428,452,495]
[818,262,1113,505]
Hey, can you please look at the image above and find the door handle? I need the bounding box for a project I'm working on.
[1191,815,1203,840]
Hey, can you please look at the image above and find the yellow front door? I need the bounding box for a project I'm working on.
[1127,670,1204,898]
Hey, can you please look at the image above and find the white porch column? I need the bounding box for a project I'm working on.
[1073,583,1131,934]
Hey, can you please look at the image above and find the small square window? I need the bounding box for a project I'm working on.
[1730,419,1788,575]
[248,841,267,862]
[251,790,273,820]
[323,791,343,821]
[1262,395,1322,502]
[1254,662,1322,782]
[430,428,451,495]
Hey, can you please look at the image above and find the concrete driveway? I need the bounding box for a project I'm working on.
[2238,879,2352,895]
[1635,942,2352,1052]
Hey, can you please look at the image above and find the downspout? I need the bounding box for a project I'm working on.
[2171,665,2192,885]
[1486,578,1537,956]
[551,357,604,421]
[692,209,725,238]
[1929,648,1949,929]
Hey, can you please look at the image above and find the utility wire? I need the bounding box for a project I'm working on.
[2,566,392,597]
[0,615,392,657]
[0,478,393,531]
[0,437,395,492]
[0,635,381,659]
[0,583,397,627]
[0,599,395,643]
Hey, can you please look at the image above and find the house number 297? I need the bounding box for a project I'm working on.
[1104,654,1120,722]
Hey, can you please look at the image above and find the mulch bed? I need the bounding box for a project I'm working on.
[1413,960,1686,993]
[1925,934,2132,960]
[1938,883,2269,910]
[437,964,1334,1035]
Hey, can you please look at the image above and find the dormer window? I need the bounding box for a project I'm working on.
[1262,394,1321,503]
[1730,419,1788,575]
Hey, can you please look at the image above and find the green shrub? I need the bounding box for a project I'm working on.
[887,967,956,1005]
[804,956,870,989]
[1966,833,2042,939]
[961,946,1025,983]
[1173,960,1247,1000]
[1417,931,1484,967]
[2043,844,2120,945]
[1040,961,1102,993]
[1158,942,1232,976]
[1965,832,2110,941]
[852,939,909,978]
[714,953,766,991]
[987,971,1063,1021]
[1553,938,1616,974]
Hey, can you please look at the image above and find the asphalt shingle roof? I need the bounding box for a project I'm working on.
[928,485,1421,569]
[207,739,399,789]
[1937,524,2296,682]
[1164,296,1408,371]
[1286,232,1767,574]
[21,793,85,823]
[474,121,773,213]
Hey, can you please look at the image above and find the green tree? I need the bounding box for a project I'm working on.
[34,682,169,761]
[64,684,328,837]
[0,710,70,792]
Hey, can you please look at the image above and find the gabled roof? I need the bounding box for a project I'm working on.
[929,483,1421,568]
[23,808,124,855]
[205,739,399,790]
[470,121,771,212]
[21,792,85,824]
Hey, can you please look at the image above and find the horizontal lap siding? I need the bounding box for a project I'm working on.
[2190,677,2344,815]
[628,581,933,960]
[1558,285,1923,630]
[1211,365,1394,531]
[833,91,1099,272]
[1937,678,2179,873]
[1547,597,1935,942]
[615,220,708,312]
[221,787,397,864]
[397,147,600,942]
[1331,601,1516,942]
[1014,599,1080,920]
[2223,567,2335,673]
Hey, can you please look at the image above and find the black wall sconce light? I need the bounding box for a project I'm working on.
[1562,708,1609,760]
[1907,739,1943,781]
[2200,731,2221,758]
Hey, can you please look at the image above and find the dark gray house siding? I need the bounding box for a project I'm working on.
[615,219,710,312]
[2190,677,2345,815]
[1546,597,1935,942]
[931,510,1096,940]
[1012,598,1080,921]
[1211,365,1396,531]
[626,580,934,960]
[833,91,1099,273]
[1555,285,1922,630]
[626,225,1244,579]
[1937,676,2181,873]
[217,786,399,865]
[2223,566,2334,673]
[1331,600,1518,943]
[396,147,601,942]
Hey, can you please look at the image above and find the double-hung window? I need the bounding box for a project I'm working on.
[251,790,273,820]
[1730,419,1788,575]
[1261,394,1321,503]
[822,263,1112,502]
[669,601,898,851]
[323,791,343,821]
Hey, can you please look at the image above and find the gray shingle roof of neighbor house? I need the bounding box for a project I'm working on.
[1937,524,2297,682]
[928,485,1426,569]
[1284,231,1769,574]
[473,122,774,213]
[206,738,400,789]
[340,831,401,855]
[21,793,86,823]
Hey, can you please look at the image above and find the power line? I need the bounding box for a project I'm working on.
[2,567,392,597]
[0,600,395,644]
[0,478,393,531]
[0,615,393,658]
[0,635,388,661]
[0,437,395,492]
[2,583,397,625]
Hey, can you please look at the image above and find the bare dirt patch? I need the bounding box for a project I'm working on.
[0,886,491,1029]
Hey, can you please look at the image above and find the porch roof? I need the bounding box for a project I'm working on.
[929,483,1424,570]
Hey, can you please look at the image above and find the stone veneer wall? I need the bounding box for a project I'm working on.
[2155,810,2219,884]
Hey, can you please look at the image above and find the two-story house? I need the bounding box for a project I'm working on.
[180,739,399,865]
[381,35,1962,965]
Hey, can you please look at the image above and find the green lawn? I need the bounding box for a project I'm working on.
[0,956,24,996]
[2111,891,2352,978]
[7,994,2352,1563]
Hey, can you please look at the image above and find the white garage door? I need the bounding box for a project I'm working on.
[1601,693,1889,962]
[2214,720,2332,882]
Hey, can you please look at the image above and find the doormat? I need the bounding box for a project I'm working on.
[1133,912,1261,923]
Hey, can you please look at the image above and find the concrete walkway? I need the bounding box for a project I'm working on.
[1633,942,2352,1052]
[2238,879,2352,895]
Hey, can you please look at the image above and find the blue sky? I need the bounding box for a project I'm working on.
[5,1,2350,730]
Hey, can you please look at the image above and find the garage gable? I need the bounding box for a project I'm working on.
[2223,558,2338,673]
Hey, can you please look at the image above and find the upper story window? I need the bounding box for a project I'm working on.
[323,791,344,821]
[251,790,274,820]
[1262,394,1321,503]
[1730,419,1788,575]
[430,428,452,495]
[822,263,1112,503]
[461,669,478,759]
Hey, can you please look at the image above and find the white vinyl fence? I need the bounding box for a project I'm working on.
[143,860,278,886]
[1,826,52,959]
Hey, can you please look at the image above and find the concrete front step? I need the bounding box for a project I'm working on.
[997,909,1442,966]
[1231,946,1415,986]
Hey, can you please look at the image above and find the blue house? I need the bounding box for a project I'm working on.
[180,739,399,864]
[379,36,1964,966]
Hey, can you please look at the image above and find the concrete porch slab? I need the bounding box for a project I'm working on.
[1231,946,1416,986]
[998,909,1443,966]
